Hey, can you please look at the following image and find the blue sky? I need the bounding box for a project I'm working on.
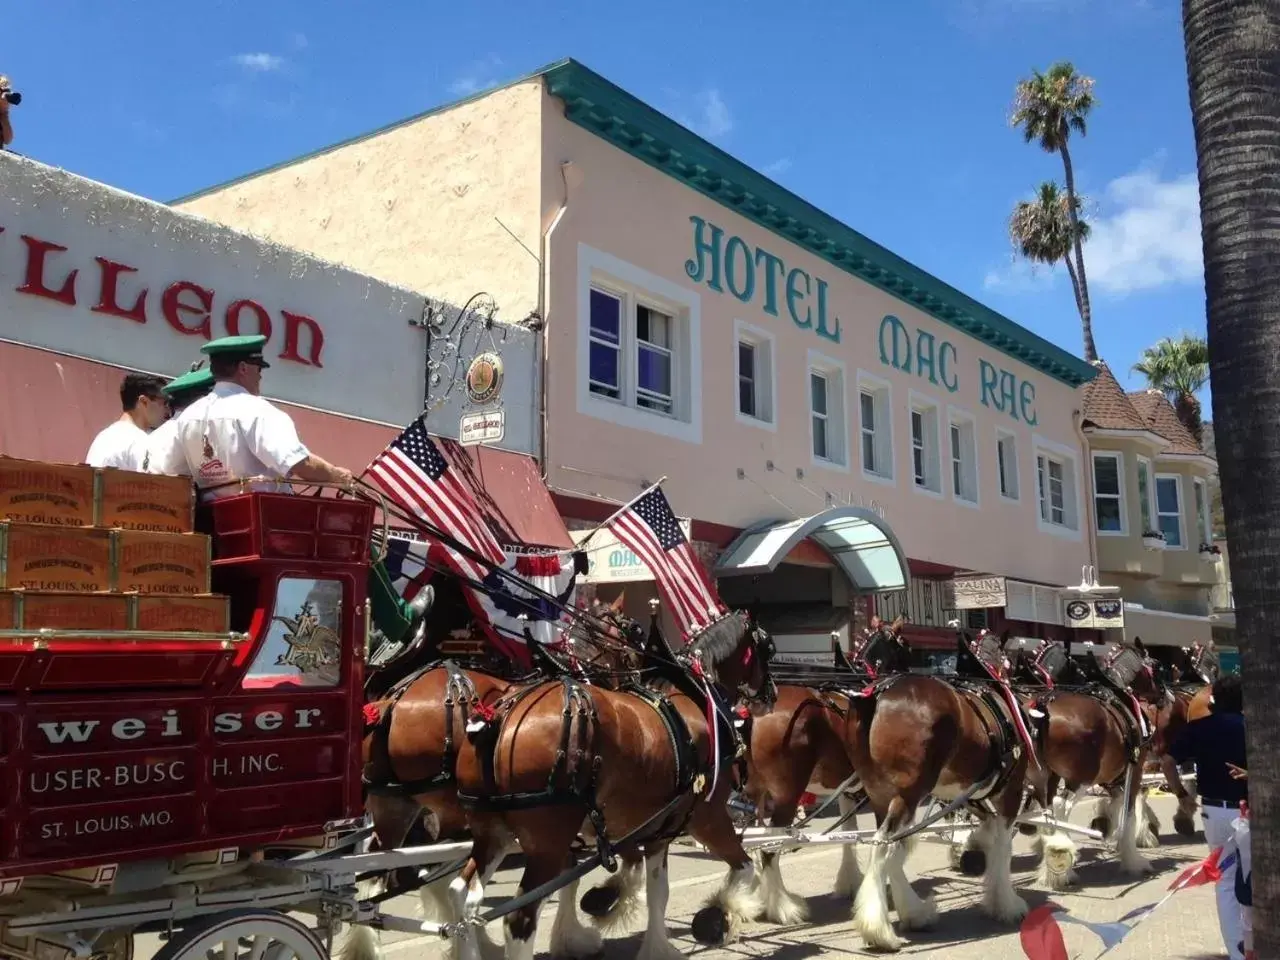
[4,0,1209,414]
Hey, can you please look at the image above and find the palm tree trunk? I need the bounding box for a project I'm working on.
[1183,0,1280,955]
[1175,391,1204,447]
[1058,140,1098,362]
[1063,255,1085,321]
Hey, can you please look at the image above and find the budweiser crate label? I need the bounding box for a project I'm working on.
[134,595,229,633]
[1,524,113,592]
[114,532,210,595]
[0,460,97,527]
[97,472,194,534]
[19,593,130,631]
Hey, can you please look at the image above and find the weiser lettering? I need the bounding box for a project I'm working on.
[685,216,842,343]
[3,229,325,367]
[34,705,326,747]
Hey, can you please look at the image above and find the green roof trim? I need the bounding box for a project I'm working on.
[542,59,1097,388]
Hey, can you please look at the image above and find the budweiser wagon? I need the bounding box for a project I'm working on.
[0,457,469,960]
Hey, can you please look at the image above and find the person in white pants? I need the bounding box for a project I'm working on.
[1168,674,1248,960]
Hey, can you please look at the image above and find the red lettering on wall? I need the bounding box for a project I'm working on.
[16,235,78,306]
[225,299,272,341]
[90,258,148,324]
[161,282,213,338]
[279,310,325,368]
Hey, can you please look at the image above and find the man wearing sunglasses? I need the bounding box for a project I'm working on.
[147,334,353,499]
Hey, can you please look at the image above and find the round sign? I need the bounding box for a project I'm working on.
[465,352,504,405]
[1065,600,1090,622]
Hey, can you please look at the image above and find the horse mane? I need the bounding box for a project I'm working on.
[689,609,750,665]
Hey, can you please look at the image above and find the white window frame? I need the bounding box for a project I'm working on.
[1091,451,1128,537]
[732,319,776,431]
[576,243,702,445]
[1194,477,1212,547]
[807,350,849,471]
[1136,455,1157,535]
[1156,473,1187,549]
[946,405,980,508]
[908,390,943,498]
[855,369,894,486]
[995,428,1020,502]
[1032,434,1083,541]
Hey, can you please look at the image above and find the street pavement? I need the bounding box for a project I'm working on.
[321,793,1231,960]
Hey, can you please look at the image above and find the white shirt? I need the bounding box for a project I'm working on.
[148,382,310,499]
[86,419,150,471]
[141,418,179,474]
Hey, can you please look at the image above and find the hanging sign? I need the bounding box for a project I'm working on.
[952,576,1007,610]
[459,410,505,446]
[1062,597,1125,630]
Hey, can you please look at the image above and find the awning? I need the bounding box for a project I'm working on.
[714,507,909,592]
[441,439,573,550]
[1122,603,1216,649]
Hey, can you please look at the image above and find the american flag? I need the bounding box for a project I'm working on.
[361,417,524,661]
[606,485,725,641]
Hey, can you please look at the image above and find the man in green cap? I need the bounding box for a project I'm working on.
[142,365,214,474]
[147,334,354,498]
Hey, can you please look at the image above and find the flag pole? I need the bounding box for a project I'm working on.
[576,476,669,549]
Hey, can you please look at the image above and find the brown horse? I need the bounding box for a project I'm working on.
[451,609,776,960]
[1150,681,1213,836]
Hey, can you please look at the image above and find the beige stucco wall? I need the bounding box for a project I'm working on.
[175,82,545,327]
[539,89,1091,588]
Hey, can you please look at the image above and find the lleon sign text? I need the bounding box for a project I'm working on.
[877,315,1038,426]
[685,216,841,344]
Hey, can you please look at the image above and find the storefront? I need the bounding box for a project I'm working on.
[173,58,1101,659]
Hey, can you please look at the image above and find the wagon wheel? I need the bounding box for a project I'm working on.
[152,910,326,960]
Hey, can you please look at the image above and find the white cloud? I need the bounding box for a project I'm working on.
[668,87,733,141]
[983,161,1202,297]
[764,158,792,177]
[448,54,504,96]
[233,52,286,73]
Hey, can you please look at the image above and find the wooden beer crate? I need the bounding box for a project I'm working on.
[0,523,114,592]
[97,470,195,534]
[0,591,12,629]
[13,591,131,631]
[134,594,230,633]
[0,459,97,527]
[113,531,211,596]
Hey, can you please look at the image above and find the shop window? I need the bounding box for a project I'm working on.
[1092,451,1127,535]
[734,319,776,429]
[808,351,848,470]
[996,430,1020,501]
[1156,474,1185,548]
[856,370,894,483]
[909,393,942,495]
[947,408,979,506]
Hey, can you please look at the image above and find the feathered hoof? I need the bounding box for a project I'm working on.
[690,905,730,945]
[958,849,987,876]
[982,891,1030,925]
[1017,822,1040,837]
[898,894,939,931]
[761,886,809,926]
[579,884,619,918]
[1173,811,1197,837]
[1090,816,1112,838]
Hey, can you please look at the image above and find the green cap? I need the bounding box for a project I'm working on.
[200,334,271,368]
[162,367,215,398]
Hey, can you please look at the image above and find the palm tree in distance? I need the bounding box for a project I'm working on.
[1008,181,1092,319]
[1011,62,1098,361]
[1132,333,1210,445]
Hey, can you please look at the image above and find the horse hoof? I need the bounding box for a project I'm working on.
[690,906,729,945]
[1090,816,1111,837]
[1174,813,1196,837]
[1017,823,1039,837]
[958,850,987,876]
[579,885,619,918]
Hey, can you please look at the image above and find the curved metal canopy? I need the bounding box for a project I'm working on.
[713,507,909,593]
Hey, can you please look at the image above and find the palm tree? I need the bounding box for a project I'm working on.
[1183,0,1280,954]
[1008,181,1092,319]
[1131,333,1210,444]
[1011,62,1098,361]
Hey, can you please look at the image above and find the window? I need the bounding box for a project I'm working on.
[856,371,894,483]
[1034,438,1081,536]
[244,577,343,689]
[1137,456,1155,532]
[578,245,702,444]
[734,320,776,429]
[1156,474,1184,548]
[908,395,941,494]
[807,352,848,469]
[1038,455,1066,525]
[1092,452,1126,534]
[996,431,1020,500]
[1194,478,1212,547]
[947,410,978,505]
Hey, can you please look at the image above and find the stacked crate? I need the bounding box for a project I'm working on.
[0,457,230,634]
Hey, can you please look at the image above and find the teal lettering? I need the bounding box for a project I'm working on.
[786,269,812,329]
[999,370,1019,421]
[915,330,938,385]
[979,360,1000,410]
[754,248,784,316]
[684,216,723,292]
[878,315,912,372]
[815,278,841,343]
[939,342,959,393]
[1019,380,1038,426]
[724,236,755,303]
